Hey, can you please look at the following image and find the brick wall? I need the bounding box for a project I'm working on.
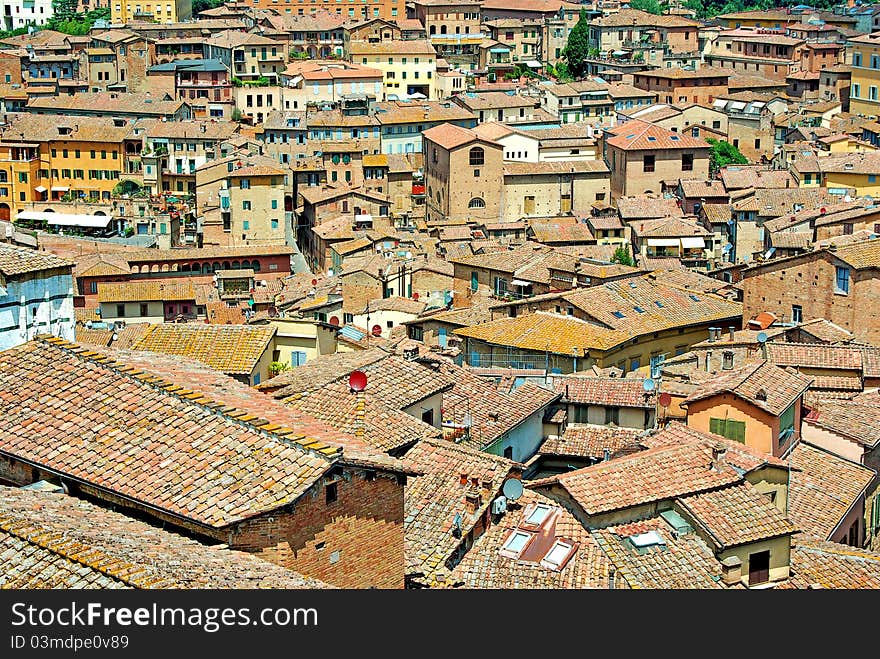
[741,252,880,343]
[230,469,406,589]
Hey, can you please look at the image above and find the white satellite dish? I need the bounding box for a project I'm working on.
[643,378,656,392]
[502,478,524,502]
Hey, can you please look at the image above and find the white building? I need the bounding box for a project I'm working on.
[0,243,74,352]
[2,0,53,31]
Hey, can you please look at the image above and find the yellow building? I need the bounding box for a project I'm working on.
[111,0,192,25]
[794,151,880,196]
[0,114,139,216]
[847,33,880,119]
[347,39,436,100]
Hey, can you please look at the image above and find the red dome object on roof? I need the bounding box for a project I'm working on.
[348,370,367,392]
[329,315,340,326]
[371,324,382,337]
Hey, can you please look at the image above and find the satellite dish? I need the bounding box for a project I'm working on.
[371,324,382,337]
[643,378,655,392]
[502,478,524,502]
[348,370,367,392]
[659,392,672,407]
[311,279,318,286]
[412,292,419,300]
[328,315,340,327]
[757,331,768,344]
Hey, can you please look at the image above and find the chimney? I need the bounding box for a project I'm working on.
[705,350,712,371]
[711,442,728,471]
[721,556,742,586]
[785,178,790,188]
[728,326,735,342]
[459,472,468,486]
[708,327,717,342]
[464,488,482,515]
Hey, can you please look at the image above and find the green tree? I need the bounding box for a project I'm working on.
[612,245,635,267]
[231,107,243,122]
[627,0,662,14]
[192,0,225,15]
[561,9,591,80]
[707,138,748,175]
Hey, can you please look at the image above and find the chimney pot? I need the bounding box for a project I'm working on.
[728,326,735,341]
[459,472,468,485]
[721,555,742,586]
[464,489,482,515]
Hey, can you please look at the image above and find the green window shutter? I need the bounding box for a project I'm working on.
[710,418,724,436]
[727,419,746,443]
[873,493,880,534]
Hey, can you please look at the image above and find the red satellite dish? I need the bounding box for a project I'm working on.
[659,392,672,407]
[329,315,340,326]
[371,324,382,337]
[311,279,318,286]
[348,370,367,392]
[412,292,419,300]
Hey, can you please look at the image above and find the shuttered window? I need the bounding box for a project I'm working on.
[710,417,746,443]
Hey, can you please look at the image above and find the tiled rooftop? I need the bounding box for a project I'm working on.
[787,442,875,541]
[804,398,880,448]
[551,375,657,409]
[783,536,880,589]
[539,424,644,461]
[0,244,72,277]
[683,361,812,416]
[130,324,276,376]
[530,442,743,517]
[0,487,328,589]
[403,439,518,584]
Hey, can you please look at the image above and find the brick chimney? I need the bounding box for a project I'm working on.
[711,442,728,471]
[721,556,742,586]
[464,488,482,515]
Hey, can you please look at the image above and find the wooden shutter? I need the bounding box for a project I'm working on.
[710,417,724,436]
[727,419,746,443]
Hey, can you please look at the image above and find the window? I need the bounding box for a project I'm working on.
[779,402,795,447]
[469,147,484,166]
[116,304,125,317]
[500,530,533,558]
[271,199,278,209]
[643,155,655,172]
[844,223,854,235]
[471,271,479,292]
[241,178,250,189]
[754,138,761,150]
[243,220,250,230]
[325,482,338,504]
[681,153,693,171]
[835,266,850,294]
[604,406,619,425]
[473,168,480,178]
[242,200,251,210]
[468,197,485,209]
[748,550,770,585]
[709,417,746,443]
[540,540,576,571]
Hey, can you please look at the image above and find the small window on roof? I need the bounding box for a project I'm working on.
[689,294,701,301]
[655,300,664,308]
[670,135,680,141]
[612,310,626,319]
[525,503,552,526]
[634,306,645,313]
[626,133,636,139]
[540,540,577,571]
[500,530,533,557]
[647,136,657,141]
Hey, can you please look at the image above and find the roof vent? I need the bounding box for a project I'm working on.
[755,388,768,401]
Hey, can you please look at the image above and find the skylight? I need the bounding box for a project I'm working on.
[525,503,552,526]
[670,135,679,141]
[655,300,665,308]
[500,530,533,557]
[626,133,636,139]
[647,136,657,141]
[540,540,576,571]
[634,306,645,313]
[612,310,626,319]
[689,294,701,302]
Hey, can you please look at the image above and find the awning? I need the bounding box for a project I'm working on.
[489,47,510,53]
[511,279,531,287]
[15,210,113,228]
[612,50,627,56]
[524,60,541,68]
[647,238,681,247]
[34,185,47,192]
[681,236,706,249]
[50,186,68,192]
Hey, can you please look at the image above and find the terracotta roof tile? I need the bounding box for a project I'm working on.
[788,442,875,541]
[551,375,656,409]
[783,536,880,589]
[539,424,644,460]
[683,361,812,416]
[403,439,518,583]
[0,487,329,589]
[530,442,743,516]
[0,244,72,277]
[130,323,276,375]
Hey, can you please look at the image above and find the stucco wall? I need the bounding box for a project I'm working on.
[1,270,75,351]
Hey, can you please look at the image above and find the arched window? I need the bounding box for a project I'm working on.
[429,25,436,35]
[251,260,261,272]
[469,147,484,166]
[468,197,486,209]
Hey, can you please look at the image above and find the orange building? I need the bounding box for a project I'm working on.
[682,361,812,458]
[240,0,399,19]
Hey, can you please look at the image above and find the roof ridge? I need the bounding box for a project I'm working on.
[0,514,162,589]
[33,335,342,462]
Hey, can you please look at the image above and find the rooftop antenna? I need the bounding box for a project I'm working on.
[757,331,768,360]
[502,478,523,503]
[349,370,368,439]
